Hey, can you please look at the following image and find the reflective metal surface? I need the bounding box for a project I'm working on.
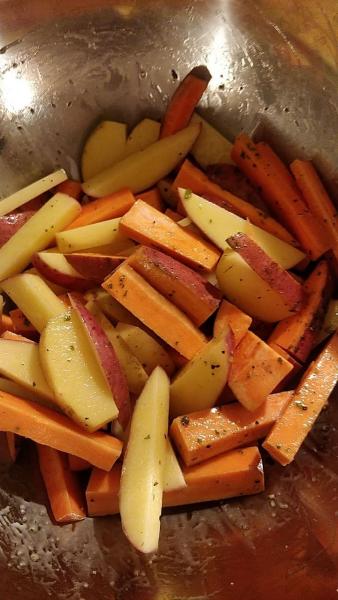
[0,1,337,599]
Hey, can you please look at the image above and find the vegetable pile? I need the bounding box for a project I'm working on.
[0,66,337,553]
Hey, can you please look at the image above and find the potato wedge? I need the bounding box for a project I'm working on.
[81,121,127,181]
[56,218,131,254]
[1,273,66,333]
[40,309,118,431]
[190,112,234,167]
[82,123,200,198]
[0,169,67,217]
[164,440,186,492]
[125,118,161,156]
[120,367,169,553]
[0,193,81,281]
[115,322,175,376]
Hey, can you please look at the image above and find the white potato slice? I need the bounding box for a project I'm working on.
[116,322,175,376]
[40,309,118,431]
[0,169,67,217]
[0,376,56,408]
[125,118,161,156]
[0,193,81,281]
[164,440,186,492]
[81,121,127,181]
[56,217,130,254]
[120,366,169,553]
[190,112,234,167]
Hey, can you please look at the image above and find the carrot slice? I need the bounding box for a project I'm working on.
[0,432,18,465]
[128,245,220,326]
[0,390,122,470]
[9,308,37,337]
[65,188,135,230]
[173,159,296,244]
[268,260,331,363]
[160,66,211,138]
[290,160,338,260]
[137,188,164,212]
[231,135,329,259]
[68,454,91,471]
[228,331,293,411]
[0,314,14,335]
[56,179,83,201]
[86,446,264,516]
[37,445,86,523]
[103,263,206,360]
[263,330,338,465]
[213,299,252,346]
[227,232,305,311]
[170,391,293,466]
[119,199,220,272]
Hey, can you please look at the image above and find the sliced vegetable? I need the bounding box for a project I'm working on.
[190,112,234,167]
[174,160,296,244]
[2,273,66,333]
[32,252,96,291]
[120,367,169,553]
[0,432,18,465]
[37,445,86,523]
[136,188,164,212]
[0,210,37,249]
[68,454,91,471]
[0,193,81,281]
[0,170,67,217]
[160,66,211,138]
[125,118,161,156]
[8,308,37,337]
[65,253,123,283]
[115,322,175,376]
[164,440,186,492]
[81,121,127,181]
[128,245,220,326]
[0,390,122,470]
[56,217,131,254]
[170,326,233,418]
[103,263,206,360]
[317,299,338,344]
[120,200,220,272]
[40,309,119,431]
[85,289,140,326]
[213,299,252,346]
[65,188,135,230]
[82,123,200,198]
[170,391,293,466]
[263,330,338,465]
[56,180,82,201]
[228,331,293,411]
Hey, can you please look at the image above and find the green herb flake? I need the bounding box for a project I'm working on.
[184,188,192,200]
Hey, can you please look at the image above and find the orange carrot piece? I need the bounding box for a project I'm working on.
[128,245,220,326]
[170,391,293,466]
[213,300,252,346]
[168,348,189,370]
[103,263,206,360]
[263,330,338,465]
[160,66,211,138]
[228,331,293,411]
[56,179,83,201]
[86,446,264,516]
[0,432,18,465]
[290,159,338,260]
[37,445,86,523]
[1,330,34,343]
[9,309,37,337]
[137,188,164,212]
[165,208,182,222]
[268,342,302,391]
[0,390,122,471]
[68,454,91,471]
[65,188,135,230]
[173,159,296,244]
[231,135,329,259]
[268,260,331,363]
[0,314,14,334]
[119,199,220,272]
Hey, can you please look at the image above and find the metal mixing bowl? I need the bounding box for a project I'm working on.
[0,1,337,599]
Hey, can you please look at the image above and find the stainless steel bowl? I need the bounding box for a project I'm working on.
[0,2,337,599]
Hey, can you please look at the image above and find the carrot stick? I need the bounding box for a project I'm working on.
[173,159,296,244]
[268,342,302,391]
[228,331,293,411]
[290,160,338,260]
[86,446,264,516]
[0,390,122,471]
[65,188,135,230]
[227,232,305,311]
[37,445,86,523]
[128,245,221,326]
[103,263,207,360]
[0,432,18,465]
[119,199,220,272]
[231,135,329,259]
[213,299,252,346]
[9,309,37,337]
[170,391,293,466]
[268,260,331,363]
[160,66,211,138]
[263,329,338,465]
[137,188,164,212]
[56,179,83,201]
[0,314,14,334]
[1,330,34,343]
[68,454,91,471]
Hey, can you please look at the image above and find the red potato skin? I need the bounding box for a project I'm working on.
[128,245,221,325]
[69,294,131,428]
[32,253,97,292]
[227,232,305,312]
[65,254,123,283]
[0,211,36,248]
